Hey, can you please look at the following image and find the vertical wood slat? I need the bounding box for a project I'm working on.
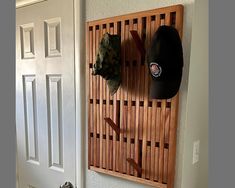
[159,100,166,183]
[167,94,179,188]
[87,5,184,188]
[92,26,98,167]
[126,19,131,175]
[99,24,104,169]
[149,15,157,181]
[167,6,183,188]
[105,23,110,170]
[87,24,92,168]
[112,22,118,172]
[163,148,169,184]
[96,26,101,167]
[102,24,107,169]
[133,17,141,177]
[119,20,125,174]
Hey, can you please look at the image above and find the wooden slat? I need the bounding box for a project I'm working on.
[165,12,171,25]
[92,26,98,167]
[102,24,107,169]
[105,23,110,170]
[109,102,113,170]
[140,17,146,102]
[133,18,141,177]
[96,26,101,167]
[141,15,150,179]
[167,94,180,188]
[175,5,184,37]
[109,23,114,101]
[113,22,118,172]
[126,19,132,175]
[90,136,94,166]
[163,148,169,184]
[159,100,166,183]
[146,106,151,179]
[138,17,144,143]
[87,24,92,168]
[150,101,157,181]
[164,108,171,143]
[119,20,125,174]
[130,143,135,175]
[154,147,159,181]
[146,145,151,180]
[99,24,104,168]
[115,100,120,172]
[129,19,136,177]
[150,12,157,179]
[102,103,106,169]
[116,21,121,101]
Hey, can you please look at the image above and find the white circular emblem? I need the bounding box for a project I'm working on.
[150,62,162,78]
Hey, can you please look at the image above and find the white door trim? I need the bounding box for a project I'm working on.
[16,0,47,8]
[74,0,85,188]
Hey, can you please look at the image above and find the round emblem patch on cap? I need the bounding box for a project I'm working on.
[150,62,162,78]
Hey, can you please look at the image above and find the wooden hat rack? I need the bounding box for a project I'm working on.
[86,4,183,188]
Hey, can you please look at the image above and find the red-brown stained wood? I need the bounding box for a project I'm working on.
[87,24,92,168]
[154,147,159,181]
[104,118,120,135]
[139,105,144,140]
[99,24,103,168]
[150,101,157,181]
[92,26,97,167]
[164,108,171,144]
[163,148,169,184]
[126,20,132,175]
[90,136,94,166]
[127,158,142,176]
[109,101,113,170]
[165,12,171,25]
[112,22,119,172]
[133,18,141,177]
[86,5,183,188]
[159,100,166,183]
[146,145,151,180]
[130,143,135,175]
[119,20,125,174]
[167,94,180,188]
[130,30,146,58]
[156,106,161,142]
[123,141,127,173]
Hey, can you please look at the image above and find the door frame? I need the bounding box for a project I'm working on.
[74,0,85,188]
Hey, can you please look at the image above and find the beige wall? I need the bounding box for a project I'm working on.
[180,0,208,187]
[85,0,195,188]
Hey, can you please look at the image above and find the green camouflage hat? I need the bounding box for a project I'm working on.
[92,32,121,95]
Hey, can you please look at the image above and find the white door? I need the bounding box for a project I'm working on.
[16,0,76,187]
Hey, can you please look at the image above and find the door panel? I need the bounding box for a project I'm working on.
[16,0,76,187]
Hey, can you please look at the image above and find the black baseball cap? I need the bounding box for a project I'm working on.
[147,25,183,99]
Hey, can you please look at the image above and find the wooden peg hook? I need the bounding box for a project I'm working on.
[104,117,120,135]
[126,158,142,175]
[130,30,146,58]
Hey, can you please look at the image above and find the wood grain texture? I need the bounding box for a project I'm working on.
[87,4,183,188]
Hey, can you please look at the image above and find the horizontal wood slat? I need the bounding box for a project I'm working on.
[86,4,183,188]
